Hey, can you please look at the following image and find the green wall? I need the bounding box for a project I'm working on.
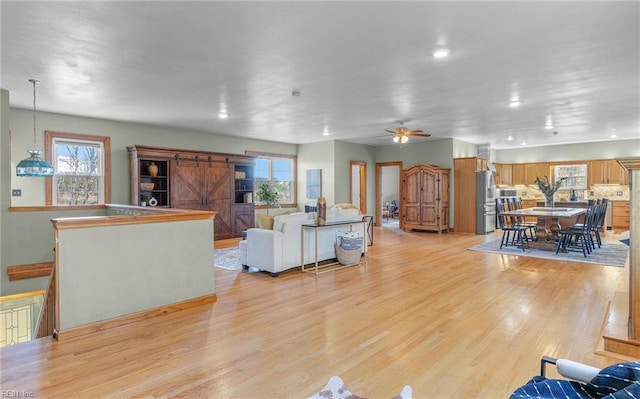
[10,108,297,206]
[297,141,335,206]
[333,140,377,215]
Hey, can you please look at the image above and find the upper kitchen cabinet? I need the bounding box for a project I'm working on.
[524,163,550,185]
[589,159,629,186]
[494,163,513,185]
[512,164,525,185]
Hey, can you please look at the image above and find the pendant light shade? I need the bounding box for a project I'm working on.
[16,149,54,177]
[16,79,54,177]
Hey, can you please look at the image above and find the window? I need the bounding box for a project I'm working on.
[45,131,111,205]
[246,151,296,206]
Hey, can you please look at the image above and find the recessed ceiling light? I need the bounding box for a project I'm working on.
[432,47,451,58]
[507,135,513,141]
[521,141,527,146]
[218,111,228,119]
[292,89,301,97]
[545,124,553,130]
[611,134,617,138]
[323,126,330,136]
[509,99,523,108]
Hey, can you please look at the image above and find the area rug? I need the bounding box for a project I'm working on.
[307,376,412,399]
[213,247,241,270]
[468,239,628,267]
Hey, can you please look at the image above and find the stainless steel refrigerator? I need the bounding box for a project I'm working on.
[476,170,496,234]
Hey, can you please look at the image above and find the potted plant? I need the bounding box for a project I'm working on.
[256,183,279,215]
[140,194,149,206]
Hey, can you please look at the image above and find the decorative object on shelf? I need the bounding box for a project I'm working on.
[535,175,567,208]
[317,196,327,225]
[16,79,55,177]
[570,189,578,201]
[140,194,149,206]
[256,183,279,215]
[148,197,158,207]
[235,171,246,179]
[140,182,155,191]
[243,192,253,203]
[147,162,159,177]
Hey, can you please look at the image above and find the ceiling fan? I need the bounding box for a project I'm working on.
[384,125,431,143]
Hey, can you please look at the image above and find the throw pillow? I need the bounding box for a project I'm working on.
[257,214,274,230]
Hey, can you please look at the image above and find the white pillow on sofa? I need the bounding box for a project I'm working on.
[273,212,313,232]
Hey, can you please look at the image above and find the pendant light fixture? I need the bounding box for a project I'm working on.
[16,79,54,177]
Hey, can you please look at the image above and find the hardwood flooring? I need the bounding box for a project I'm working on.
[1,227,631,398]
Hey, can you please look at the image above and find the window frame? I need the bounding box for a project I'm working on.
[245,151,297,209]
[45,131,111,206]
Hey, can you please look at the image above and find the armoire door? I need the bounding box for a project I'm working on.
[420,168,438,229]
[403,168,421,226]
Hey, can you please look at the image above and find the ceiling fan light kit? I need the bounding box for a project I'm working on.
[385,124,431,144]
[432,47,451,58]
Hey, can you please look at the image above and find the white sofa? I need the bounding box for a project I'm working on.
[239,208,365,277]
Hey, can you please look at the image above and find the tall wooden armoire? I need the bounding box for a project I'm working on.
[401,164,450,233]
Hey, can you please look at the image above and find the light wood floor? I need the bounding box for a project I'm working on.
[1,226,631,398]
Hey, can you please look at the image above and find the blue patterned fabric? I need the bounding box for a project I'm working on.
[510,362,640,399]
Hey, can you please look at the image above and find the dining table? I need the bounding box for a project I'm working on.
[499,207,587,251]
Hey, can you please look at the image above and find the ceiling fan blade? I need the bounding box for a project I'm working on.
[407,131,430,137]
[384,129,397,134]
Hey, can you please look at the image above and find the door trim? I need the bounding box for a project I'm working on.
[375,161,403,227]
[350,160,367,214]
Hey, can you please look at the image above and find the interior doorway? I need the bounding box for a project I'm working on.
[350,161,366,214]
[375,162,402,227]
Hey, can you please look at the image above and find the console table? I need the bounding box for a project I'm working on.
[300,220,367,275]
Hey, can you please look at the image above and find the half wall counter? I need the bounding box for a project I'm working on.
[51,204,216,340]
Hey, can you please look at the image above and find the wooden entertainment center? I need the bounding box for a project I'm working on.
[128,145,255,239]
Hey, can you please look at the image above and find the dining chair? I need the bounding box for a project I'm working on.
[567,199,607,250]
[497,201,527,250]
[555,203,598,257]
[511,197,537,240]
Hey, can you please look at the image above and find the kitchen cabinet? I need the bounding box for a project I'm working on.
[495,163,513,185]
[128,145,255,239]
[524,163,550,186]
[589,159,629,186]
[402,164,449,233]
[512,164,525,185]
[612,201,630,231]
[453,157,478,233]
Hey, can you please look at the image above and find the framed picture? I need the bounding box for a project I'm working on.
[306,169,322,199]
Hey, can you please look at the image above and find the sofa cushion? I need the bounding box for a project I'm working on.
[327,207,361,222]
[273,212,311,232]
[257,214,275,230]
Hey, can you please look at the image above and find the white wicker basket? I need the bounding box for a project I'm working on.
[335,243,361,266]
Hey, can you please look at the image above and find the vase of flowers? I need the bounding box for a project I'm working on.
[535,176,567,208]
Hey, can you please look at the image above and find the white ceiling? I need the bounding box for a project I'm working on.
[2,1,639,149]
